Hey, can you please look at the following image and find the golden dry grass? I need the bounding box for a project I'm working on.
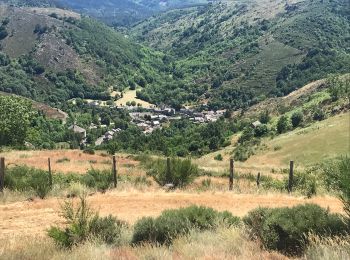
[0,189,343,240]
[0,150,142,175]
[114,89,154,108]
[0,228,289,260]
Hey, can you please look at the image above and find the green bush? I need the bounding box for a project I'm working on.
[287,169,318,198]
[291,111,304,128]
[48,196,122,248]
[214,154,223,161]
[323,156,350,218]
[147,157,198,188]
[132,205,240,245]
[82,168,113,192]
[4,166,51,199]
[83,147,95,155]
[89,215,122,244]
[244,204,347,256]
[277,115,291,134]
[313,108,326,121]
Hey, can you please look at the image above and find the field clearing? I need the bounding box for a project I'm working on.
[0,190,342,239]
[196,112,350,174]
[248,112,350,167]
[114,89,154,108]
[0,150,142,175]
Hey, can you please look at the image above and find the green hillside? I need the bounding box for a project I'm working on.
[132,0,350,109]
[0,5,172,106]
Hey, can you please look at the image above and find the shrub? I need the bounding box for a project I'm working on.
[201,178,212,189]
[291,111,303,127]
[147,158,198,188]
[288,169,318,198]
[83,147,95,155]
[89,215,122,245]
[313,108,326,121]
[132,206,240,245]
[322,156,350,218]
[277,115,291,134]
[254,124,268,137]
[66,182,89,198]
[48,196,122,248]
[82,168,113,192]
[214,154,223,161]
[244,204,347,256]
[4,166,51,199]
[56,157,70,163]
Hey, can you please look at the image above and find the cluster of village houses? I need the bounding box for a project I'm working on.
[69,105,226,147]
[129,106,226,135]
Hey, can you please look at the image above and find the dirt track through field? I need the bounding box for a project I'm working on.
[0,191,343,239]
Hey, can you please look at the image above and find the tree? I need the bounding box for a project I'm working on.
[107,142,119,155]
[291,111,303,128]
[0,96,33,146]
[254,124,268,137]
[277,115,290,134]
[259,110,270,124]
[313,108,326,121]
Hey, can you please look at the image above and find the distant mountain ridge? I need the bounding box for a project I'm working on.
[0,0,211,26]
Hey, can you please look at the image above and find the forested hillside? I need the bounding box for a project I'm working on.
[0,0,210,26]
[0,0,349,110]
[0,5,173,106]
[132,0,350,109]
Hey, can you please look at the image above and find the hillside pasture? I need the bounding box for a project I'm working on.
[247,112,350,167]
[195,112,350,174]
[0,150,141,176]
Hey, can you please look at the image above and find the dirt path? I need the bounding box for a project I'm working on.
[0,191,343,239]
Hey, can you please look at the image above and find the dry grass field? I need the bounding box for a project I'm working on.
[114,89,154,108]
[0,149,346,259]
[0,189,343,240]
[0,150,141,175]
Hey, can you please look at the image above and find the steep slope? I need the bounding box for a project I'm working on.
[132,0,350,109]
[0,0,210,26]
[0,4,172,106]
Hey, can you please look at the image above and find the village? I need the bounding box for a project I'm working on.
[68,102,227,147]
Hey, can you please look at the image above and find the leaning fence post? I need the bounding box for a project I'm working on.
[0,157,4,192]
[112,155,117,188]
[48,158,52,187]
[229,159,234,191]
[288,160,294,193]
[257,172,261,188]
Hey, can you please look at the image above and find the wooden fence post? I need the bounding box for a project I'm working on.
[0,157,4,192]
[229,159,234,191]
[288,160,294,193]
[112,155,117,188]
[48,158,52,187]
[257,172,261,188]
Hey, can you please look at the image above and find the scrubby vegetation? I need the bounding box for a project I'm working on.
[145,157,199,188]
[323,156,350,219]
[4,166,51,199]
[132,205,240,245]
[48,196,123,248]
[244,204,347,256]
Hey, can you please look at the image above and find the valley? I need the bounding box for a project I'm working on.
[0,0,349,259]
